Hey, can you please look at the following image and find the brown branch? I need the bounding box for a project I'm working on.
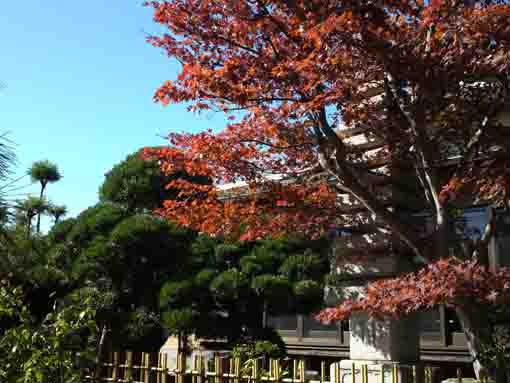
[415,163,433,206]
[263,36,280,58]
[238,139,314,150]
[331,165,428,264]
[199,90,308,105]
[385,73,446,242]
[180,10,262,57]
[449,117,490,184]
[213,34,262,56]
[450,77,508,182]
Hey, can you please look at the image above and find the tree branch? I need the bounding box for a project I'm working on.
[255,0,301,46]
[385,73,446,237]
[332,163,428,263]
[308,108,427,263]
[238,139,314,150]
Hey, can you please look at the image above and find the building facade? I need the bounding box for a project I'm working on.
[268,206,510,363]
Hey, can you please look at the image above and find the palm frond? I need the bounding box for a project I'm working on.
[0,132,16,181]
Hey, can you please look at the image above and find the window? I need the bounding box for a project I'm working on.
[266,315,297,331]
[303,315,338,333]
[420,310,441,333]
[497,235,510,267]
[455,207,488,242]
[495,211,510,267]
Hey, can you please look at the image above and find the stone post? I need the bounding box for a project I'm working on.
[331,244,421,383]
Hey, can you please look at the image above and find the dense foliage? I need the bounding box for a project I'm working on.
[0,149,333,381]
[159,235,330,350]
[0,152,195,381]
[99,150,210,213]
[0,281,110,383]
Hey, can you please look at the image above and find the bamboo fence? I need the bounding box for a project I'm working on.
[82,352,481,383]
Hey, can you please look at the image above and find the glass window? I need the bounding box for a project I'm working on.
[411,208,488,241]
[411,208,489,260]
[496,211,510,267]
[266,315,297,331]
[498,236,510,267]
[303,286,340,335]
[303,315,338,333]
[419,309,441,333]
[455,207,488,242]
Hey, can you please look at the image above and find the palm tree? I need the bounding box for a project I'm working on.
[15,196,49,238]
[47,204,67,224]
[28,160,62,232]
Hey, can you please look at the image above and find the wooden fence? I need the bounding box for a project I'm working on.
[83,352,479,383]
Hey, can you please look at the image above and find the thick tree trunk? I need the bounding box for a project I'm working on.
[455,303,493,381]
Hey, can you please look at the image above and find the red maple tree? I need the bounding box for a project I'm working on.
[144,0,510,376]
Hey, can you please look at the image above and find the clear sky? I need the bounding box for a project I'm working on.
[1,1,228,230]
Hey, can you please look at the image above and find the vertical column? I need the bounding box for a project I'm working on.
[111,352,119,382]
[142,352,150,383]
[215,355,223,383]
[125,352,133,382]
[160,353,168,383]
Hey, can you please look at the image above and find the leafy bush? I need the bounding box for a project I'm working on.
[0,281,112,383]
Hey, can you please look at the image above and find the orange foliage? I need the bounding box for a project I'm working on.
[144,0,510,318]
[316,259,510,322]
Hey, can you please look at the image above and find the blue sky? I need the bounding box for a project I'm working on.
[1,1,228,230]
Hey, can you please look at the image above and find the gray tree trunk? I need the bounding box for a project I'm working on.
[455,304,495,381]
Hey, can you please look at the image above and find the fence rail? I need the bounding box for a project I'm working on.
[84,352,477,383]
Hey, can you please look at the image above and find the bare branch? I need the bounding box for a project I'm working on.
[331,165,428,264]
[238,139,314,150]
[385,73,445,229]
